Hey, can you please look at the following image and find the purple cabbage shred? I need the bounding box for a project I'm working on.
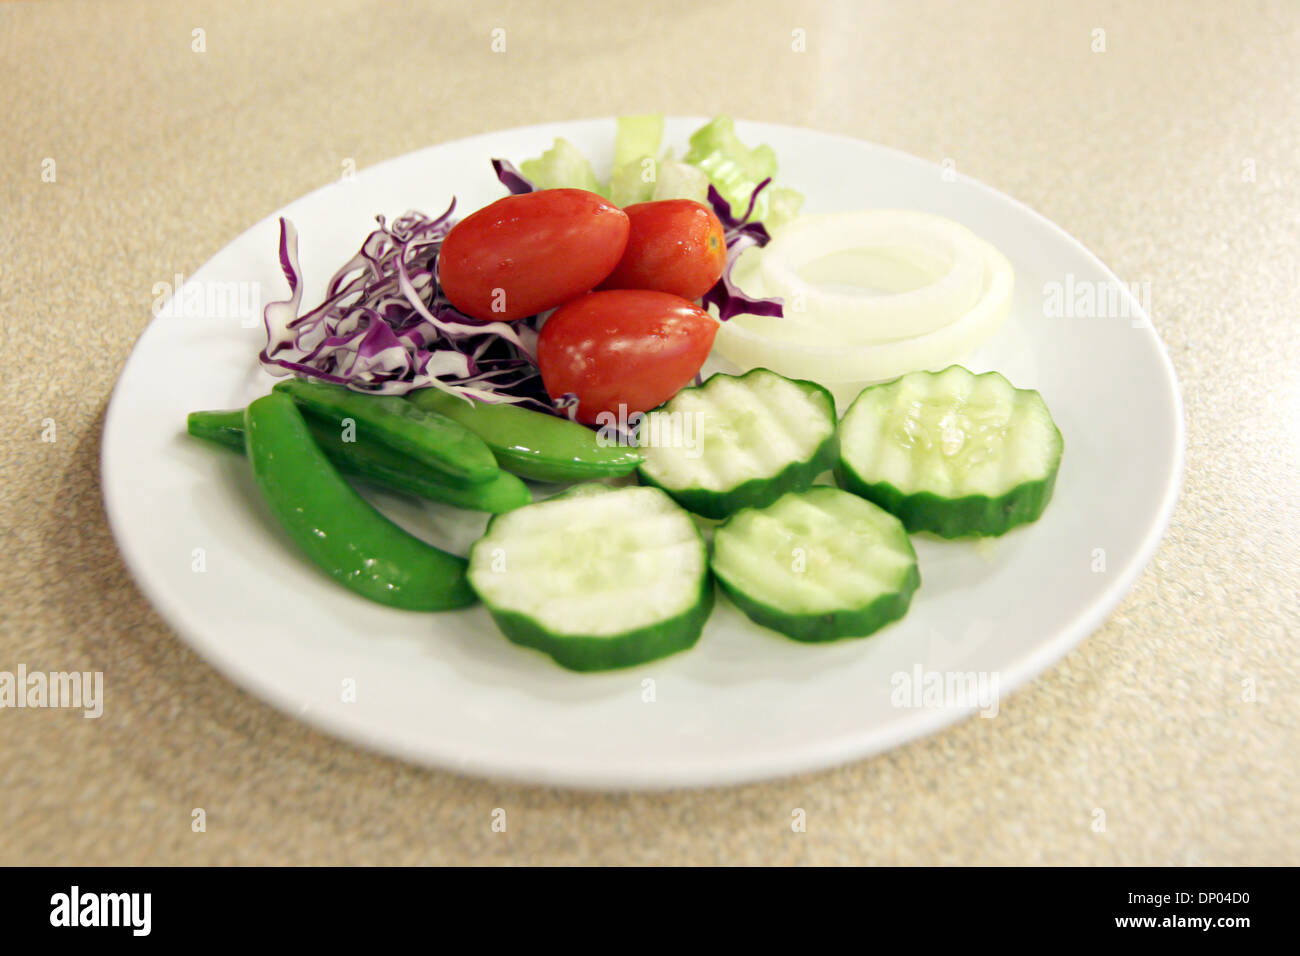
[702,178,785,321]
[259,161,785,412]
[259,200,554,410]
[491,158,535,196]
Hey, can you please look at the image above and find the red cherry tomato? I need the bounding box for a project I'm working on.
[597,199,727,300]
[537,290,718,426]
[439,189,629,321]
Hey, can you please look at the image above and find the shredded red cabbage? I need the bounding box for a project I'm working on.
[260,201,551,407]
[260,160,785,406]
[491,158,535,196]
[701,179,785,321]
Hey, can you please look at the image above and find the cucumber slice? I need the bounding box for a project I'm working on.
[836,365,1063,538]
[467,485,713,671]
[636,368,838,519]
[711,487,919,642]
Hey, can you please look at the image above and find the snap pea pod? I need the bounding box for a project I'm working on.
[272,379,499,486]
[187,408,246,451]
[406,388,643,483]
[186,408,530,514]
[243,393,476,611]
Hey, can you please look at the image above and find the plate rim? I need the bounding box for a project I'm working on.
[100,116,1186,790]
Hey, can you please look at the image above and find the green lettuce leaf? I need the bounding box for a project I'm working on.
[519,138,606,196]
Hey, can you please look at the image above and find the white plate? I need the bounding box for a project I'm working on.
[102,118,1183,790]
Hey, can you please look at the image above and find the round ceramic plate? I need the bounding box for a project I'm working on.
[102,118,1183,790]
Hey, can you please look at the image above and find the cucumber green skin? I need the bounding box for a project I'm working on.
[273,379,499,486]
[834,441,1062,538]
[635,370,839,520]
[479,575,714,672]
[640,436,837,519]
[187,408,530,513]
[244,394,476,611]
[407,388,642,483]
[714,561,920,643]
[469,483,713,671]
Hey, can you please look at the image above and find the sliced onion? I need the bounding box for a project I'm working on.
[755,211,989,343]
[713,236,1014,403]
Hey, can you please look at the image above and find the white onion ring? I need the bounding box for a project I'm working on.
[757,211,989,342]
[714,232,1014,400]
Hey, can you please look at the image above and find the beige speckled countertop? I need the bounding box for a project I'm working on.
[2,0,1297,865]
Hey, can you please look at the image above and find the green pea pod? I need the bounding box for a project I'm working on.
[244,393,476,611]
[187,408,246,451]
[273,379,499,486]
[407,388,642,483]
[187,409,531,514]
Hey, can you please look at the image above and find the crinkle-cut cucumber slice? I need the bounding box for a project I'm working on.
[467,484,713,671]
[636,368,838,519]
[836,365,1063,537]
[711,487,919,642]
